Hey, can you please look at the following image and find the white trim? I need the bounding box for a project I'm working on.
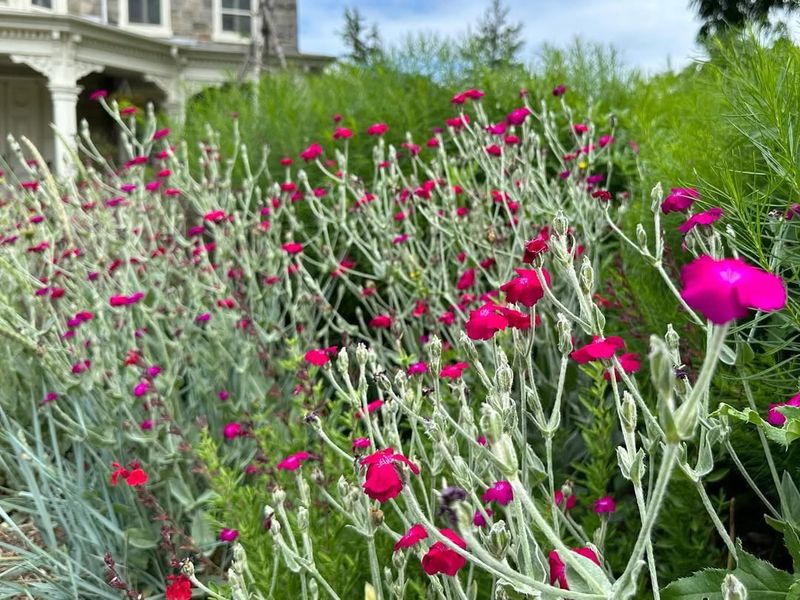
[118,0,172,37]
[211,0,253,44]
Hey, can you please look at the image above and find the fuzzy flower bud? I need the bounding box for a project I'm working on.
[556,314,572,355]
[621,391,637,433]
[579,257,594,293]
[650,181,663,213]
[636,223,648,249]
[427,335,442,365]
[336,347,349,374]
[355,343,369,366]
[272,486,286,505]
[665,324,680,355]
[487,520,510,558]
[495,364,513,393]
[553,210,569,236]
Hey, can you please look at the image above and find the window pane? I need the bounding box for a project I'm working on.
[32,0,53,7]
[222,13,234,31]
[128,0,143,22]
[147,0,161,24]
[237,0,250,11]
[236,15,251,35]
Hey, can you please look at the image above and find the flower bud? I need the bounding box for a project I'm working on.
[495,364,513,393]
[392,549,406,571]
[556,314,572,355]
[232,543,247,572]
[369,507,384,528]
[665,324,680,354]
[580,257,594,293]
[636,223,648,249]
[553,210,569,236]
[355,343,369,366]
[722,573,747,600]
[621,392,637,433]
[181,559,196,578]
[297,506,309,531]
[427,335,442,365]
[487,520,510,558]
[459,331,479,363]
[650,181,663,213]
[593,304,606,333]
[451,456,473,488]
[336,347,349,374]
[308,578,319,600]
[272,486,286,505]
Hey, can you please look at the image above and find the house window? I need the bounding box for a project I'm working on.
[32,0,53,7]
[128,0,161,25]
[221,0,252,37]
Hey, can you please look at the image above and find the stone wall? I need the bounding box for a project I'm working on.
[171,0,213,40]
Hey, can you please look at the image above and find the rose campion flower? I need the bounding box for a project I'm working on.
[571,336,626,364]
[598,134,614,148]
[465,304,509,340]
[506,107,531,126]
[473,508,493,527]
[603,353,641,382]
[407,361,428,376]
[223,422,243,440]
[661,187,699,214]
[369,314,393,329]
[482,480,514,506]
[594,495,617,514]
[282,242,303,255]
[304,349,330,366]
[367,123,389,136]
[361,448,419,503]
[219,528,239,542]
[393,523,428,551]
[439,362,469,379]
[549,547,601,590]
[152,128,170,141]
[90,89,108,100]
[523,235,549,262]
[554,489,577,510]
[552,84,567,97]
[500,268,550,307]
[333,127,353,140]
[277,451,310,471]
[166,574,192,600]
[352,437,371,451]
[421,529,467,576]
[133,380,150,397]
[300,142,323,161]
[767,394,800,426]
[680,255,786,324]
[485,144,502,156]
[355,399,384,420]
[456,268,475,290]
[678,207,723,233]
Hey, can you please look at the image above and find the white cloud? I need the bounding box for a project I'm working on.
[298,0,706,72]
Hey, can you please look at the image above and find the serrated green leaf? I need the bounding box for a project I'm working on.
[662,543,794,599]
[712,403,800,447]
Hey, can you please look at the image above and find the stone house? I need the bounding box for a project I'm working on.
[0,0,329,174]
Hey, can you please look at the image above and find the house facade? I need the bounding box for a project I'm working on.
[0,0,329,174]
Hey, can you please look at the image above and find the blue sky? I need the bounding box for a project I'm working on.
[297,0,707,72]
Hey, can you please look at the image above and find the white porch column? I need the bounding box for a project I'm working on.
[48,85,81,176]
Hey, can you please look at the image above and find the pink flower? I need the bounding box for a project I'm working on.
[219,528,239,542]
[456,268,476,290]
[465,304,509,340]
[355,399,384,420]
[473,508,493,527]
[369,314,393,329]
[152,128,170,141]
[204,210,227,223]
[573,123,589,134]
[552,84,567,97]
[407,361,428,376]
[571,336,626,364]
[277,451,310,471]
[393,523,428,551]
[140,419,153,430]
[421,529,467,576]
[223,422,243,440]
[89,89,108,100]
[109,293,144,307]
[678,207,723,233]
[361,448,419,503]
[661,187,699,214]
[333,127,353,140]
[598,134,614,148]
[594,495,617,514]
[549,547,600,590]
[554,490,577,510]
[120,106,137,116]
[367,123,389,136]
[166,574,192,600]
[133,380,150,397]
[767,394,800,426]
[282,242,303,255]
[485,144,502,156]
[300,142,323,161]
[506,107,531,126]
[305,349,330,366]
[439,362,469,379]
[603,353,641,382]
[500,268,550,307]
[482,480,514,506]
[680,255,787,324]
[353,437,371,451]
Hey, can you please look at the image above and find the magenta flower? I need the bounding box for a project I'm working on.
[767,393,800,426]
[680,255,787,324]
[552,84,567,97]
[473,508,493,527]
[439,362,469,379]
[465,304,509,340]
[407,361,428,376]
[456,268,476,290]
[352,437,371,451]
[277,451,310,471]
[678,207,723,233]
[300,142,323,161]
[133,380,150,397]
[393,523,428,551]
[482,480,514,506]
[506,107,531,126]
[223,422,243,440]
[661,187,699,214]
[367,123,389,136]
[361,448,419,503]
[603,353,641,382]
[333,127,353,140]
[304,349,330,366]
[594,495,617,514]
[500,268,550,307]
[369,314,393,329]
[571,336,626,364]
[355,399,384,420]
[282,242,303,255]
[554,489,577,510]
[549,547,600,590]
[219,528,239,543]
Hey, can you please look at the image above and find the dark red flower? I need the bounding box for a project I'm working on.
[361,448,419,503]
[421,529,467,576]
